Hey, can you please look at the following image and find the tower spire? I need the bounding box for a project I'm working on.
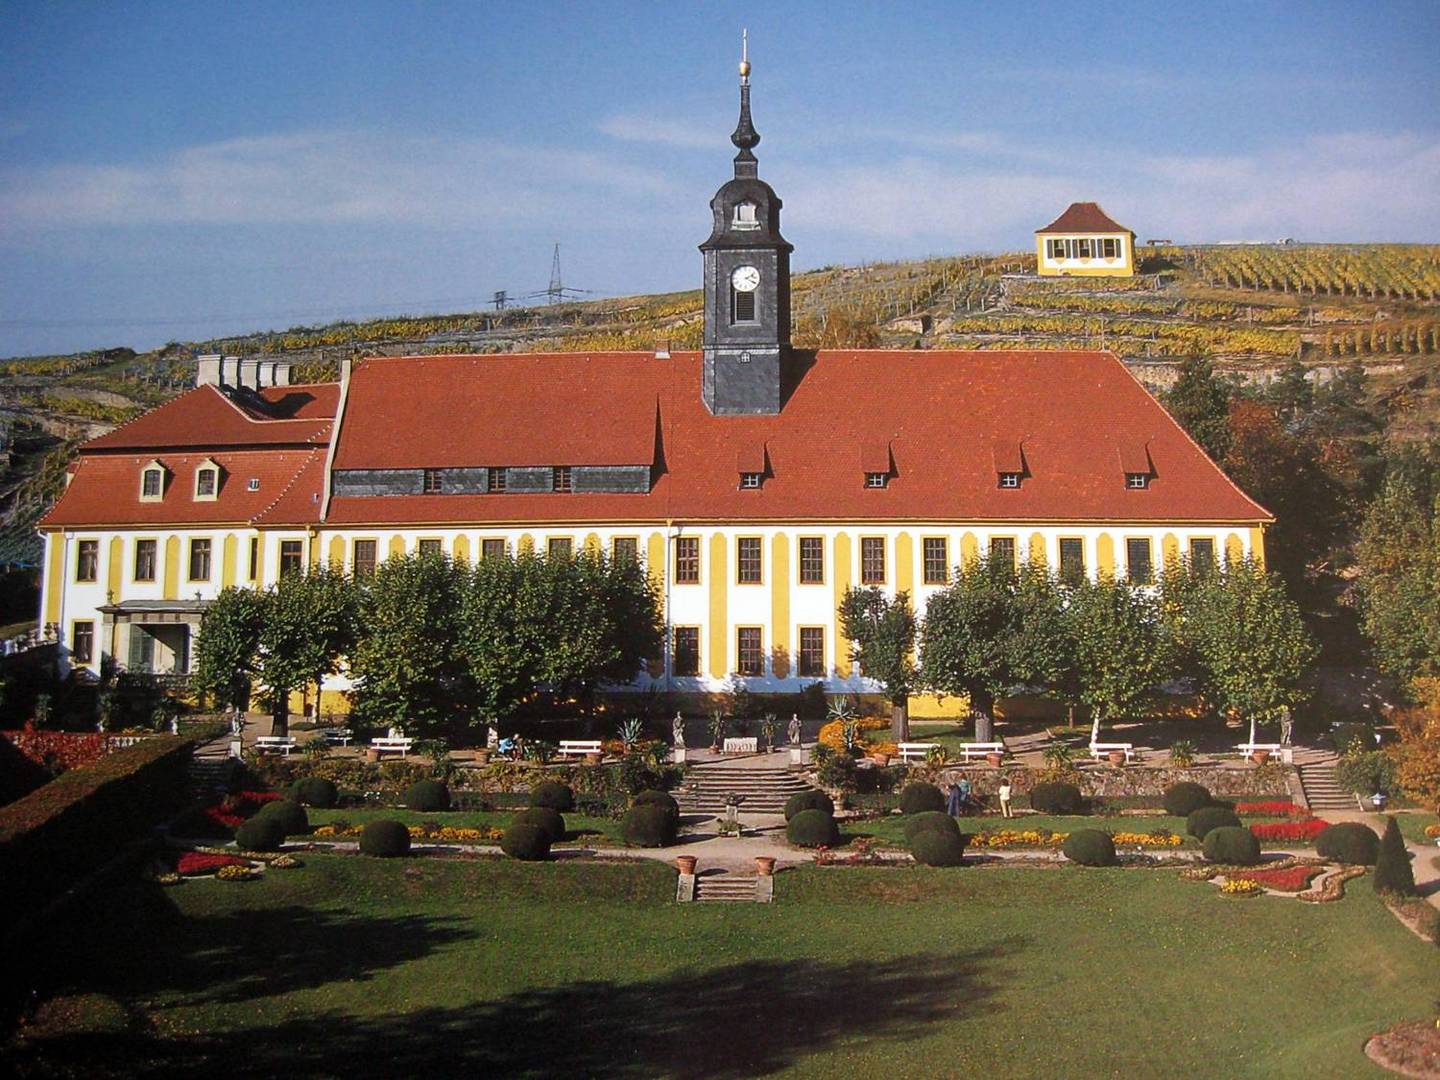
[730,29,759,178]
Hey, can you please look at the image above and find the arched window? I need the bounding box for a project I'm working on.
[139,460,166,502]
[193,458,221,501]
[732,201,759,230]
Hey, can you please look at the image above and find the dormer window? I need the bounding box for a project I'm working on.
[423,468,444,494]
[740,472,763,489]
[247,478,260,492]
[139,461,166,502]
[732,200,759,230]
[865,472,888,489]
[1118,442,1153,492]
[999,472,1021,489]
[1126,473,1149,490]
[193,459,221,501]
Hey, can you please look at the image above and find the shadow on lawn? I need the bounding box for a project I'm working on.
[12,946,1016,1079]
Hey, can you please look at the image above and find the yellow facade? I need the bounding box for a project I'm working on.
[1036,232,1135,277]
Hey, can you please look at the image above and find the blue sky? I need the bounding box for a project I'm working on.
[2,1,1437,357]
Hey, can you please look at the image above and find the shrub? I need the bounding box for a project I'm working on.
[783,790,835,821]
[501,823,552,861]
[902,811,960,844]
[786,809,838,848]
[234,814,286,852]
[1315,821,1380,865]
[288,776,338,809]
[633,789,680,822]
[1186,805,1241,840]
[815,752,857,791]
[1062,829,1117,867]
[358,819,411,857]
[899,782,946,815]
[1334,749,1395,795]
[1029,781,1084,815]
[530,780,575,812]
[1372,817,1417,897]
[514,806,566,845]
[1162,782,1212,817]
[404,779,451,812]
[622,804,678,847]
[1203,825,1261,865]
[910,829,967,867]
[255,798,308,836]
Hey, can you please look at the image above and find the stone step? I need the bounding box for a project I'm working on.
[695,877,759,902]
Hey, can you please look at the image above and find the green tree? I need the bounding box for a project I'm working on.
[837,586,916,741]
[1372,815,1417,897]
[1065,576,1173,743]
[1355,474,1440,690]
[918,555,1017,739]
[1163,354,1232,462]
[258,563,356,737]
[193,586,267,713]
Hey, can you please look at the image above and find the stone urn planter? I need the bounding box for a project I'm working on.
[676,855,698,875]
[754,856,776,877]
[1107,750,1127,766]
[1252,750,1271,765]
[585,751,603,766]
[985,752,1004,767]
[365,748,380,763]
[871,752,891,766]
[474,748,491,765]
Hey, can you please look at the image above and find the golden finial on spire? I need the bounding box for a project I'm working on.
[739,28,750,81]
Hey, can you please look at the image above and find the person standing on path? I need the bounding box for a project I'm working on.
[947,782,963,817]
[998,779,1014,818]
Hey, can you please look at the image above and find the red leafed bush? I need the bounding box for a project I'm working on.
[2,727,110,773]
[1241,865,1324,892]
[203,807,244,830]
[1235,801,1307,818]
[1250,818,1327,842]
[176,852,246,876]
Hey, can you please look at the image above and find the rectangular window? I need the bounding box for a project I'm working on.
[188,538,212,581]
[481,538,507,561]
[72,621,94,664]
[1126,473,1149,489]
[547,537,573,560]
[739,472,762,489]
[141,468,163,499]
[353,539,377,578]
[134,539,157,582]
[674,536,700,584]
[1059,537,1086,584]
[865,472,888,489]
[279,539,304,576]
[1077,238,1093,258]
[1102,237,1119,258]
[923,537,949,585]
[798,536,824,584]
[860,536,886,584]
[737,537,762,584]
[418,538,443,558]
[990,536,1016,569]
[798,626,826,678]
[248,537,260,580]
[196,468,217,498]
[75,539,98,582]
[1189,537,1216,570]
[487,469,506,493]
[731,288,755,323]
[673,626,700,677]
[736,627,763,676]
[612,536,638,563]
[552,467,572,492]
[247,477,260,492]
[1127,537,1154,584]
[999,472,1021,489]
[422,469,443,494]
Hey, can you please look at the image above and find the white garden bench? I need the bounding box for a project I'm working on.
[958,741,1006,762]
[1090,742,1136,762]
[897,742,941,764]
[255,736,297,756]
[370,736,413,758]
[722,737,758,753]
[558,740,603,758]
[319,728,353,746]
[1237,742,1293,764]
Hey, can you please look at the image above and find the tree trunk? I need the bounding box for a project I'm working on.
[890,696,909,743]
[271,685,290,738]
[971,688,995,743]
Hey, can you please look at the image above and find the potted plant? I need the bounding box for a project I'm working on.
[985,750,1004,767]
[754,856,776,876]
[708,709,727,752]
[1108,749,1127,766]
[759,712,779,752]
[676,855,698,875]
[1252,749,1271,765]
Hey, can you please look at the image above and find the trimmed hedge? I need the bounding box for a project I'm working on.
[1372,817,1416,897]
[501,823,552,861]
[1062,829,1118,867]
[1186,805,1241,840]
[1162,782,1211,818]
[903,811,960,844]
[256,798,308,836]
[235,814,286,852]
[622,804,678,847]
[1029,781,1084,815]
[1315,821,1380,865]
[359,819,411,858]
[514,806,566,845]
[899,782,946,815]
[530,780,575,812]
[633,789,680,822]
[910,829,967,867]
[784,790,835,821]
[288,777,338,809]
[403,779,451,812]
[0,735,194,930]
[1203,825,1261,865]
[786,809,838,848]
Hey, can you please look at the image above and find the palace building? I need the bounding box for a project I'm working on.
[36,55,1268,717]
[1035,202,1137,277]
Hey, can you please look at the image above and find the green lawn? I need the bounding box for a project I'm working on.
[845,812,1199,847]
[11,854,1437,1078]
[1397,811,1440,846]
[302,807,634,845]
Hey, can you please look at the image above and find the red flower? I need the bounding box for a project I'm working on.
[177,852,247,875]
[1250,819,1327,842]
[1241,865,1323,891]
[1236,801,1306,818]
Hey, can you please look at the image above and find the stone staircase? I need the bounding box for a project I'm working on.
[188,749,238,800]
[676,760,817,815]
[1296,753,1357,812]
[694,874,763,903]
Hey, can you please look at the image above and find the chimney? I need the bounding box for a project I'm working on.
[654,338,672,360]
[195,355,222,387]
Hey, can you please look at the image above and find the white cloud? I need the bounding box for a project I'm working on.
[598,114,715,150]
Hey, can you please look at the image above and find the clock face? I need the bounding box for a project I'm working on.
[730,265,761,292]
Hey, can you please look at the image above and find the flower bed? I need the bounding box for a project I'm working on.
[1249,818,1327,843]
[176,851,248,876]
[1219,878,1263,897]
[1425,824,1440,839]
[1111,830,1183,848]
[1235,801,1307,818]
[1240,865,1325,892]
[312,821,503,843]
[970,828,1067,849]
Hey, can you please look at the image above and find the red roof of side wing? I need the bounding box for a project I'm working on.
[83,383,336,452]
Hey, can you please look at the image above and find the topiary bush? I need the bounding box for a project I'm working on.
[501,823,552,861]
[910,829,967,867]
[1062,829,1118,867]
[1372,816,1416,897]
[1029,781,1084,815]
[1203,825,1261,865]
[256,798,308,836]
[404,779,451,812]
[622,804,678,847]
[288,776,338,809]
[633,789,680,822]
[1162,781,1211,818]
[899,782,946,815]
[786,809,839,848]
[530,780,575,812]
[514,806,566,845]
[234,814,286,852]
[1315,821,1380,865]
[1186,805,1241,840]
[902,811,960,844]
[783,790,835,821]
[358,819,412,858]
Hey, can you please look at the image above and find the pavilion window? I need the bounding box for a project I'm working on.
[75,539,99,582]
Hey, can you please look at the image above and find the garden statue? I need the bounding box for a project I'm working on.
[788,713,802,746]
[1279,707,1294,746]
[672,712,686,748]
[486,726,499,749]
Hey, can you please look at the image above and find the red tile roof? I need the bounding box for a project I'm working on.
[1036,202,1132,235]
[83,384,335,452]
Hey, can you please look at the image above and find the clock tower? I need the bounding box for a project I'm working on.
[700,34,793,415]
